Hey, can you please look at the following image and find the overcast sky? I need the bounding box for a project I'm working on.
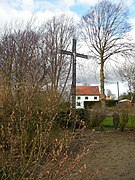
[0,0,135,96]
[1,0,135,23]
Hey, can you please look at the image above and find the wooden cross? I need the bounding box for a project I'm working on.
[61,38,89,110]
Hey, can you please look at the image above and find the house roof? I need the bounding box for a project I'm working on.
[76,86,100,95]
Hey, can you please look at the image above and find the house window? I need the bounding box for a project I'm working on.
[85,96,88,100]
[94,96,97,100]
[77,102,81,106]
[77,96,81,100]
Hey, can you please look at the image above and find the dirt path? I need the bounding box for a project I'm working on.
[64,129,135,180]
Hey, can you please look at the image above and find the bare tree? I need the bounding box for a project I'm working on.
[117,60,135,102]
[0,16,75,100]
[106,89,112,97]
[81,0,135,107]
[39,16,75,97]
[0,23,42,85]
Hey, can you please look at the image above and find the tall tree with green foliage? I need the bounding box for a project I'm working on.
[81,0,135,107]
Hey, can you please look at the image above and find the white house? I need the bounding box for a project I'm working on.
[76,86,100,109]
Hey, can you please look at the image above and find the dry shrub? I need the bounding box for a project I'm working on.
[119,109,129,132]
[0,83,86,179]
[112,112,120,129]
[37,128,88,180]
[86,104,107,128]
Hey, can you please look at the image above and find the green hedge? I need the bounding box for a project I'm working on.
[105,100,118,107]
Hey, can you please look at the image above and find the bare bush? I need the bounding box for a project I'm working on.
[119,110,129,132]
[0,17,87,179]
[0,82,87,179]
[86,104,107,128]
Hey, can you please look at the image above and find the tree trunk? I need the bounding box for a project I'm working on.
[100,61,106,108]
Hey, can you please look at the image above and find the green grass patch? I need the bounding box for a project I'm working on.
[126,116,135,128]
[101,116,135,128]
[100,116,113,128]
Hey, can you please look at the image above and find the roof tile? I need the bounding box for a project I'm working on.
[76,86,100,95]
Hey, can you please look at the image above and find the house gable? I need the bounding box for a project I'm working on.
[76,86,100,109]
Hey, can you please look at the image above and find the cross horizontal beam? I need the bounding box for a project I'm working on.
[60,50,72,56]
[76,53,88,59]
[60,50,89,59]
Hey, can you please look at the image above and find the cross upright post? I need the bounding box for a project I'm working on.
[61,38,89,126]
[72,38,76,110]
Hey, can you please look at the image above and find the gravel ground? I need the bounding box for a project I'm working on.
[64,129,135,180]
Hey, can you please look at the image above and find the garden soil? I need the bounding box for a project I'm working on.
[63,129,135,180]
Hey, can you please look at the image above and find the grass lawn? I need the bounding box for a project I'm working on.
[101,115,135,128]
